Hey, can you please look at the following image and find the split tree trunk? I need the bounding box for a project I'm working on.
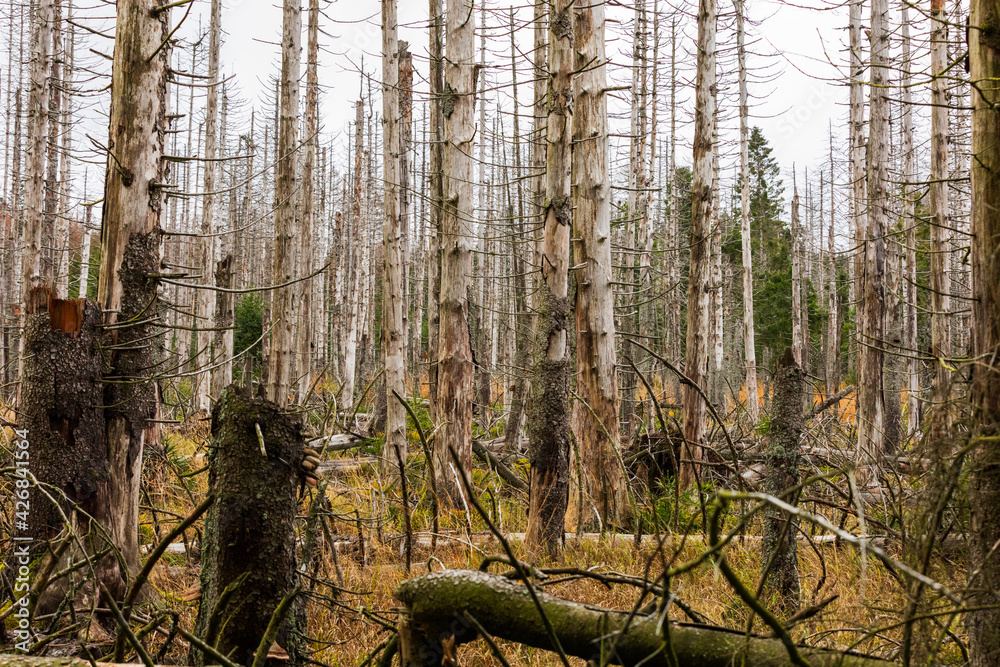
[569,0,627,533]
[426,0,444,423]
[967,0,1000,661]
[526,0,573,557]
[680,0,715,488]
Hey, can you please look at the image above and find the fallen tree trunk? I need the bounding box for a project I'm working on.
[395,570,894,667]
[472,439,528,492]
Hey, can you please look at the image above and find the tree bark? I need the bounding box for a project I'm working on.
[394,569,894,667]
[858,0,887,467]
[791,177,803,368]
[569,0,627,532]
[266,0,302,407]
[194,0,222,413]
[382,0,406,472]
[762,348,803,612]
[680,0,715,488]
[191,386,306,667]
[526,0,573,558]
[967,0,1000,661]
[737,0,758,424]
[97,0,170,575]
[929,0,952,436]
[434,0,476,506]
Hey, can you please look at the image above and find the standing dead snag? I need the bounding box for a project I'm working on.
[762,348,803,612]
[433,0,476,507]
[192,386,306,667]
[97,0,171,575]
[526,0,573,558]
[680,0,716,489]
[967,0,1000,661]
[394,569,894,667]
[569,0,628,533]
[18,289,116,608]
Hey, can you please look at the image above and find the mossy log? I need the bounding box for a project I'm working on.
[394,569,895,667]
[191,385,306,667]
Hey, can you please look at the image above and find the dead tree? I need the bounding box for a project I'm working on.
[191,386,306,667]
[95,0,171,575]
[967,0,1000,661]
[736,0,759,424]
[433,0,476,506]
[394,569,894,667]
[382,0,406,470]
[266,0,302,407]
[680,0,715,488]
[857,0,888,467]
[569,0,627,532]
[762,348,803,612]
[526,0,573,557]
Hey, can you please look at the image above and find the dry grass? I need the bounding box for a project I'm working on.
[127,421,968,667]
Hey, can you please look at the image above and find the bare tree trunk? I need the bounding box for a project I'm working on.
[22,0,52,314]
[427,0,444,421]
[194,0,222,413]
[857,0,888,467]
[297,0,319,403]
[792,173,803,368]
[343,100,364,413]
[568,0,627,533]
[433,0,476,506]
[826,126,839,401]
[762,348,803,612]
[967,1,1000,661]
[526,0,573,557]
[848,0,865,388]
[399,45,415,397]
[382,0,406,470]
[901,10,919,436]
[929,0,952,435]
[97,0,171,576]
[266,0,301,407]
[736,0,758,424]
[680,0,715,489]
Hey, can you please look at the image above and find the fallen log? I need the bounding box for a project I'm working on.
[395,569,894,667]
[308,433,365,452]
[472,440,528,491]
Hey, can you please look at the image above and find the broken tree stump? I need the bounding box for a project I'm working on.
[191,385,306,667]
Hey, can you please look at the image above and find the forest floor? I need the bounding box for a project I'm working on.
[126,411,968,667]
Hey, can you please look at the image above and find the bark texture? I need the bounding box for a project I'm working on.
[382,0,407,471]
[737,0,758,424]
[569,0,627,533]
[527,0,573,556]
[266,0,301,407]
[762,348,803,612]
[192,386,306,667]
[97,0,170,574]
[680,0,715,488]
[967,0,1000,661]
[433,0,476,506]
[394,569,894,667]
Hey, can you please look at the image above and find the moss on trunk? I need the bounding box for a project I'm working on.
[192,385,306,667]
